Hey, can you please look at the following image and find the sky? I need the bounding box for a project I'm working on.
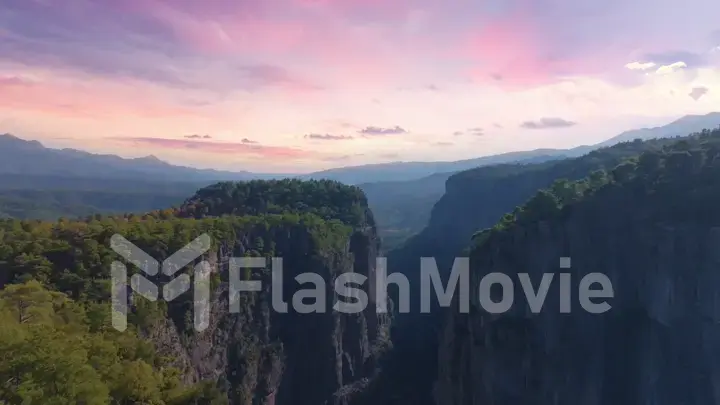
[1,0,720,173]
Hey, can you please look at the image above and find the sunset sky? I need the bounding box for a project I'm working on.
[1,0,719,173]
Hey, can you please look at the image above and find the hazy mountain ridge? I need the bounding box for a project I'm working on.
[0,134,279,181]
[3,112,719,186]
[0,133,566,184]
[1,112,719,247]
[596,112,720,147]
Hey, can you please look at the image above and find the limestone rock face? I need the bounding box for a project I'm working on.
[435,214,720,405]
[147,223,390,405]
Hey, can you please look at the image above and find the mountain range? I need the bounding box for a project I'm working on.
[2,112,719,249]
[2,112,720,185]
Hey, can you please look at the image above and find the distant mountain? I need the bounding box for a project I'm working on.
[2,112,720,245]
[0,133,569,184]
[596,112,720,147]
[2,112,719,187]
[0,134,283,182]
[303,150,570,184]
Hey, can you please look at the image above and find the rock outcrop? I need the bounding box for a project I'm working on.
[146,220,390,405]
[434,138,720,405]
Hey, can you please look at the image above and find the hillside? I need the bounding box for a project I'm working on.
[388,135,695,282]
[1,112,718,237]
[368,127,720,405]
[0,189,187,220]
[0,134,275,182]
[358,173,450,249]
[0,180,388,405]
[435,126,720,405]
[597,111,720,146]
[179,179,372,228]
[0,133,567,185]
[306,150,569,184]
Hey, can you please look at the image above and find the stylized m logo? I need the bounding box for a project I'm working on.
[110,233,212,332]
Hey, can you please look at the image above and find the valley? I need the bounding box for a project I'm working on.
[3,112,720,249]
[1,118,720,404]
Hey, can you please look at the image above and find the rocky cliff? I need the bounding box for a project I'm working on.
[0,179,391,404]
[147,220,390,405]
[137,180,392,405]
[371,133,716,405]
[434,129,720,405]
[391,136,681,276]
[436,221,720,405]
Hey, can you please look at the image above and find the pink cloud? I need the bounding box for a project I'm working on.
[0,75,197,118]
[111,137,315,159]
[111,0,308,55]
[292,0,416,19]
[111,0,410,86]
[457,8,565,88]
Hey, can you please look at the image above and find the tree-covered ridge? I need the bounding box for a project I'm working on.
[179,179,373,228]
[374,127,720,405]
[0,190,186,221]
[448,132,685,188]
[0,213,350,300]
[0,280,228,404]
[0,211,353,404]
[393,130,695,265]
[471,127,720,249]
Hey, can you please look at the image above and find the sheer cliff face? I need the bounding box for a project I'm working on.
[149,222,389,405]
[435,213,720,405]
[392,139,676,272]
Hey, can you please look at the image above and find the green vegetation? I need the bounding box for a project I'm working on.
[391,132,705,270]
[376,126,720,405]
[0,213,348,298]
[433,128,720,405]
[0,177,366,405]
[359,173,449,249]
[0,190,186,221]
[471,128,720,249]
[180,179,372,228]
[0,280,228,404]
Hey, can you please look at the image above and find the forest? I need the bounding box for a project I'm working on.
[0,180,363,404]
[360,126,720,405]
[2,127,720,404]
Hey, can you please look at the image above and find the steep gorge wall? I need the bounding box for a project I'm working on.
[435,213,720,405]
[147,223,390,405]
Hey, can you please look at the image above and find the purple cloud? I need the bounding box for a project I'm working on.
[0,2,320,93]
[453,127,484,136]
[239,64,323,92]
[689,87,709,101]
[379,153,400,160]
[358,126,408,136]
[304,133,354,141]
[521,117,576,129]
